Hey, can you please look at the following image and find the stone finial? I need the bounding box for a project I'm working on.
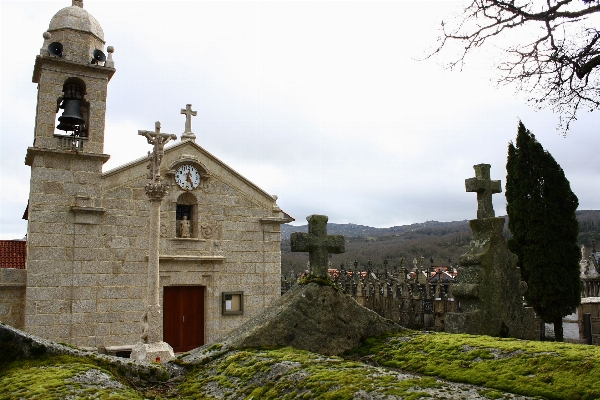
[465,164,502,219]
[72,0,83,8]
[290,215,345,278]
[180,104,197,142]
[105,46,115,68]
[43,31,51,39]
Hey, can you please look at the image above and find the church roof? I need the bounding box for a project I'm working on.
[0,240,26,269]
[103,139,278,203]
[48,4,104,42]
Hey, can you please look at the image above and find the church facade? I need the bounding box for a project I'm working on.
[11,1,291,353]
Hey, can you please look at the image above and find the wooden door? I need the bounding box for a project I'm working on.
[163,286,205,353]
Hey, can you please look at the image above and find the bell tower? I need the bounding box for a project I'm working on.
[24,1,115,345]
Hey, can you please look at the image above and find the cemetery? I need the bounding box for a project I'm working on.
[1,1,600,399]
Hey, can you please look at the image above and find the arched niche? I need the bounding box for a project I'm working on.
[176,192,198,238]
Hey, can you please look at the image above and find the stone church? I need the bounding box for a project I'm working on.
[2,1,292,354]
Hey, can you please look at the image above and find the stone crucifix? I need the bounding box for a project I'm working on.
[291,215,345,278]
[180,104,197,141]
[138,122,177,183]
[465,164,502,219]
[138,122,176,346]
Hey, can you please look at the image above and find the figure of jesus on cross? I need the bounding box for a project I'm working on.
[291,214,345,279]
[138,121,177,183]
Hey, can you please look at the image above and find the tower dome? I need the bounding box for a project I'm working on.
[41,1,105,64]
[48,3,104,41]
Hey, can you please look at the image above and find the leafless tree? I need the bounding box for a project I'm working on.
[430,0,600,133]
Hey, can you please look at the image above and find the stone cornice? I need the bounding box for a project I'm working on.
[157,255,226,262]
[33,55,116,83]
[70,206,105,215]
[25,146,110,166]
[260,216,295,225]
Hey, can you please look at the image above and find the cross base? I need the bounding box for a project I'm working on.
[181,132,196,142]
[130,341,175,363]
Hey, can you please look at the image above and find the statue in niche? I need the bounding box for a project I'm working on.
[180,215,191,238]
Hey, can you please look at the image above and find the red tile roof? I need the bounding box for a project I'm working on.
[0,240,26,269]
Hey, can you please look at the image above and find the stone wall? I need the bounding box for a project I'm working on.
[578,298,600,345]
[0,268,26,329]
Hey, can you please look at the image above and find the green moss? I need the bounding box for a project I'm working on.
[207,343,223,351]
[177,346,456,399]
[298,275,335,286]
[0,355,142,400]
[351,331,600,400]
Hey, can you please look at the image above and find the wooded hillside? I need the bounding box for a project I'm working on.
[281,210,600,275]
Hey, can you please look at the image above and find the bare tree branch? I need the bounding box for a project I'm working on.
[429,0,600,133]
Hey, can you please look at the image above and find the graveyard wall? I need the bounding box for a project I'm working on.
[578,298,600,345]
[0,268,26,329]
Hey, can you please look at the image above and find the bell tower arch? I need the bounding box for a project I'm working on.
[23,1,116,345]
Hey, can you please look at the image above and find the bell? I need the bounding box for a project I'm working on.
[57,99,84,128]
[56,121,75,132]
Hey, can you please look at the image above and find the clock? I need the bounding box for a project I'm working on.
[175,164,201,190]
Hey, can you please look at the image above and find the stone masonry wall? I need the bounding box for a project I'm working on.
[0,268,26,329]
[578,299,600,345]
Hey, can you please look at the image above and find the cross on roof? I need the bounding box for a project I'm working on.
[180,104,197,141]
[465,164,502,219]
[291,215,345,278]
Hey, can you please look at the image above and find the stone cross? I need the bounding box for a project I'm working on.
[465,164,502,219]
[180,104,197,141]
[138,122,177,183]
[291,215,345,278]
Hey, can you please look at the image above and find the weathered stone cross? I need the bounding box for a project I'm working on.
[291,215,345,278]
[138,121,177,183]
[180,104,197,141]
[465,164,502,219]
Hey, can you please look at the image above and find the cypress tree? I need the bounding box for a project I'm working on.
[506,122,581,342]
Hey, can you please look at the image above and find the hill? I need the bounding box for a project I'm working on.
[281,210,600,275]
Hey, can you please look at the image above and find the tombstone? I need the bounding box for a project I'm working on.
[445,164,537,339]
[290,215,345,278]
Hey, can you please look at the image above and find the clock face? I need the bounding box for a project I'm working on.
[175,164,201,190]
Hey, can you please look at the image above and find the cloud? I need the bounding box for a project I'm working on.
[1,1,597,238]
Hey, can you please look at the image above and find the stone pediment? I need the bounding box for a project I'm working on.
[101,140,280,211]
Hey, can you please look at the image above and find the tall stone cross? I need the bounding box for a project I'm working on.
[138,121,177,184]
[291,215,345,278]
[465,164,502,219]
[138,122,176,345]
[180,104,197,141]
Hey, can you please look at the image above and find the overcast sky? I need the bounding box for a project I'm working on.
[1,1,598,239]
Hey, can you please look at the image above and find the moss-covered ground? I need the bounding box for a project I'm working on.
[346,330,600,400]
[1,330,599,399]
[0,355,143,400]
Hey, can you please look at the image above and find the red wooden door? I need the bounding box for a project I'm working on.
[163,286,205,353]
